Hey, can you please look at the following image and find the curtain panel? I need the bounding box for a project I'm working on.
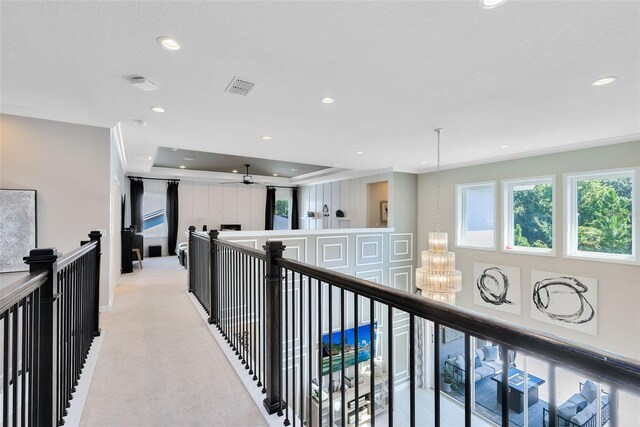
[166,181,179,255]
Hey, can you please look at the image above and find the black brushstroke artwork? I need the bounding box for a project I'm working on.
[532,276,595,324]
[477,267,513,306]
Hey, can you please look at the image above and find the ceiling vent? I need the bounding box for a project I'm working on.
[129,77,158,91]
[225,77,256,96]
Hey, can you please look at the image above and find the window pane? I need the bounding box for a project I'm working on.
[274,199,290,230]
[512,182,553,249]
[461,185,494,247]
[143,192,167,236]
[577,177,632,255]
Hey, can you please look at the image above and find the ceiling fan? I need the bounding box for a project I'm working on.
[220,164,261,185]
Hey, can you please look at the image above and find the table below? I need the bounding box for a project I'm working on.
[491,368,546,413]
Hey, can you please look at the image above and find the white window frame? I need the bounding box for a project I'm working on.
[564,167,637,264]
[455,181,496,251]
[502,175,556,257]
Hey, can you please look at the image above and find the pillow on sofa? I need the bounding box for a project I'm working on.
[475,349,484,361]
[570,404,596,426]
[580,380,598,403]
[483,345,499,362]
[557,401,578,422]
[455,354,466,369]
[474,356,482,368]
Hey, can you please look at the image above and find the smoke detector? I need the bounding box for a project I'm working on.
[225,77,256,96]
[130,77,159,91]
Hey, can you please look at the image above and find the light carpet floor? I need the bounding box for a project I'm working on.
[80,257,267,427]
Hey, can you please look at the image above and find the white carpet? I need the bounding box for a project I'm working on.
[80,257,266,426]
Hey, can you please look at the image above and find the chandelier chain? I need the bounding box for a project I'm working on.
[436,129,441,232]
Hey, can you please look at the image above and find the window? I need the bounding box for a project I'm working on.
[274,188,291,230]
[456,182,496,249]
[503,176,555,255]
[142,191,167,237]
[565,169,636,263]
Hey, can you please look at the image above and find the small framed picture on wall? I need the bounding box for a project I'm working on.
[380,200,388,222]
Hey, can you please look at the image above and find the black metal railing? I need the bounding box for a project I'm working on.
[0,231,102,426]
[187,230,640,427]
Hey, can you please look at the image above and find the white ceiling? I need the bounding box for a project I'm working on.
[1,1,639,177]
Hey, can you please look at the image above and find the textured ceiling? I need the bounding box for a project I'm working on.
[1,1,638,177]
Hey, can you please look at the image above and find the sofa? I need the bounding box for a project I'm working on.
[543,380,610,427]
[444,344,516,384]
[177,242,188,269]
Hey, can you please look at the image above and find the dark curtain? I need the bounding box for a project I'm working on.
[265,186,276,230]
[130,179,144,232]
[291,187,300,230]
[166,181,179,255]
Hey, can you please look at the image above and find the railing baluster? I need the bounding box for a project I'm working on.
[328,283,333,427]
[434,322,440,427]
[500,343,509,426]
[307,275,313,427]
[388,305,394,427]
[340,288,345,427]
[317,279,323,425]
[21,298,28,426]
[3,311,10,426]
[12,305,19,427]
[370,298,375,427]
[465,333,472,426]
[409,314,415,427]
[354,293,359,427]
[284,268,290,426]
[291,269,296,427]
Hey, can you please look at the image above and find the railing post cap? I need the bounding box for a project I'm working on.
[89,230,102,239]
[263,240,285,252]
[23,248,60,264]
[208,229,219,238]
[188,225,196,232]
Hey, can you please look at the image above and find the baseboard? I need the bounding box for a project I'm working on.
[63,333,104,426]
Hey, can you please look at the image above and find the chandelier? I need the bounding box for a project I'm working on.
[415,129,462,305]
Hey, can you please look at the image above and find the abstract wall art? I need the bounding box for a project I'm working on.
[473,263,522,315]
[530,270,598,336]
[0,189,37,273]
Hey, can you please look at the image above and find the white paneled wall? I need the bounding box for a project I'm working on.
[178,181,266,240]
[299,172,392,230]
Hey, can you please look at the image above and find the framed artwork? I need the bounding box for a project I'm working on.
[0,189,37,273]
[380,201,388,222]
[473,263,522,315]
[530,270,598,336]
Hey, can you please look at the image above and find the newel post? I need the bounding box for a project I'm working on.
[187,226,196,293]
[24,248,60,427]
[208,229,219,325]
[263,240,286,416]
[89,230,102,336]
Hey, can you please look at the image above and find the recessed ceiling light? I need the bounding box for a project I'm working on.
[421,161,427,164]
[232,170,238,173]
[320,97,335,104]
[273,173,278,177]
[151,106,165,113]
[260,136,273,140]
[179,165,186,169]
[356,151,364,155]
[591,76,617,86]
[171,148,178,151]
[184,157,194,161]
[479,0,508,9]
[500,145,510,149]
[157,36,181,51]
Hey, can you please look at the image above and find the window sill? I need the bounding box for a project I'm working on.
[502,247,556,257]
[455,244,496,252]
[564,252,638,266]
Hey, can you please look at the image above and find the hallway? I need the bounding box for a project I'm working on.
[81,257,266,426]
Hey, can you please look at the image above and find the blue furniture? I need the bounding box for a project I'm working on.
[543,381,610,427]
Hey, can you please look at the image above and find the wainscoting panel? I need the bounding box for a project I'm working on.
[389,233,413,263]
[356,234,384,266]
[316,236,349,269]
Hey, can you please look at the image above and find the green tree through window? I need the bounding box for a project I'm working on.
[577,178,632,255]
[512,183,553,249]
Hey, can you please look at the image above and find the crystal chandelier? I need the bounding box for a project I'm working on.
[416,129,462,305]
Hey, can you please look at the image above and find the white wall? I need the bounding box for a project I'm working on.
[299,172,393,229]
[417,140,640,359]
[177,181,266,246]
[108,127,125,309]
[0,114,112,307]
